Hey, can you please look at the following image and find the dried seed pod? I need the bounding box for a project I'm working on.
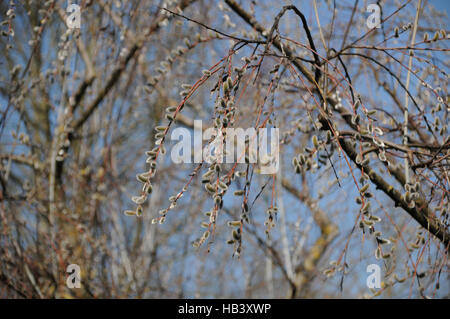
[382,253,391,259]
[183,37,191,47]
[214,195,222,205]
[124,210,136,216]
[180,89,190,97]
[269,64,280,74]
[356,154,362,164]
[394,274,406,283]
[361,157,370,166]
[202,170,215,179]
[146,150,158,157]
[143,183,153,194]
[147,160,156,168]
[136,173,148,183]
[218,181,228,190]
[361,202,371,215]
[165,106,177,113]
[363,219,374,226]
[351,114,360,125]
[235,171,246,177]
[298,154,306,165]
[226,76,233,89]
[312,135,319,148]
[156,67,166,75]
[223,81,230,93]
[432,31,439,41]
[372,137,385,147]
[325,131,332,144]
[369,215,381,222]
[375,246,382,259]
[377,237,391,245]
[323,268,336,277]
[136,205,143,217]
[373,127,383,135]
[404,191,412,203]
[234,190,245,196]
